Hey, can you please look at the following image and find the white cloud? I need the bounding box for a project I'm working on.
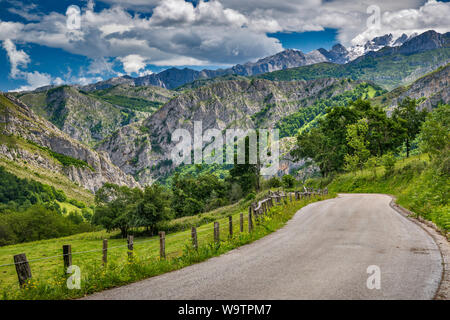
[118,54,147,74]
[350,0,450,45]
[13,71,52,92]
[3,39,65,92]
[138,69,153,77]
[2,39,30,78]
[76,76,104,85]
[87,57,115,75]
[0,0,448,73]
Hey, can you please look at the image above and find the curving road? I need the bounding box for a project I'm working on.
[85,194,443,300]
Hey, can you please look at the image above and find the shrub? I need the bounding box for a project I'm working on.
[381,152,397,177]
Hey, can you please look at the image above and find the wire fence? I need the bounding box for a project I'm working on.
[0,188,327,290]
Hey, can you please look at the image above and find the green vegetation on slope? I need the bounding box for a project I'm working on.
[276,82,385,138]
[92,94,163,113]
[258,48,450,90]
[0,141,94,205]
[0,167,94,245]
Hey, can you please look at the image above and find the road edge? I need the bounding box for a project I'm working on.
[388,195,450,300]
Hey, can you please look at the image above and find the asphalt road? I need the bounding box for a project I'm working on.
[85,194,442,300]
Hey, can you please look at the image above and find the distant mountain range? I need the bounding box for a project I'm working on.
[76,30,449,91]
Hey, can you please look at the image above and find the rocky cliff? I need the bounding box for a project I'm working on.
[0,93,138,192]
[388,63,449,111]
[98,78,365,184]
[13,84,175,146]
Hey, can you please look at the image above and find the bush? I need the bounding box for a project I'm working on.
[381,152,397,177]
[266,177,282,188]
[282,174,296,188]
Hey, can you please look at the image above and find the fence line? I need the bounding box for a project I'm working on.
[2,187,327,287]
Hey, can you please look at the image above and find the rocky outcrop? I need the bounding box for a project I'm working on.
[0,93,138,192]
[389,63,449,111]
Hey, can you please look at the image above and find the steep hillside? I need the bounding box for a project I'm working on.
[98,78,370,184]
[369,63,449,111]
[0,93,138,192]
[13,85,173,146]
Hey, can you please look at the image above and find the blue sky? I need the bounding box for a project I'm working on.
[1,0,449,91]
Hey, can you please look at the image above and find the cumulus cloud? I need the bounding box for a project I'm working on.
[118,54,147,74]
[2,39,30,78]
[0,0,448,75]
[14,71,52,92]
[3,39,63,91]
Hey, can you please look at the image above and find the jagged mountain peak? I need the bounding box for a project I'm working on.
[70,30,448,92]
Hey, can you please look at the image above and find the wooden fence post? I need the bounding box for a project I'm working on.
[214,222,220,243]
[228,216,233,238]
[248,209,253,232]
[127,235,134,260]
[63,245,72,270]
[191,227,198,250]
[14,253,31,287]
[102,239,108,266]
[290,193,293,202]
[240,213,244,232]
[159,231,165,259]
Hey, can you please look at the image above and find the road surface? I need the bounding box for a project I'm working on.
[85,194,442,300]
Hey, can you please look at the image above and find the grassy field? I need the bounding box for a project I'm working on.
[326,154,449,236]
[0,190,332,300]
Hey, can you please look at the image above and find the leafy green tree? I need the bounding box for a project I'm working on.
[266,176,282,188]
[392,98,428,157]
[291,99,405,176]
[419,104,449,174]
[228,134,261,195]
[381,152,397,177]
[92,183,141,237]
[345,118,370,171]
[134,184,172,234]
[171,172,228,217]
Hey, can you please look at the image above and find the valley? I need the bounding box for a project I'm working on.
[0,28,448,300]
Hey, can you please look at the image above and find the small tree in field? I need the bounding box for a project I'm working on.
[365,156,379,178]
[92,183,141,238]
[381,152,397,177]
